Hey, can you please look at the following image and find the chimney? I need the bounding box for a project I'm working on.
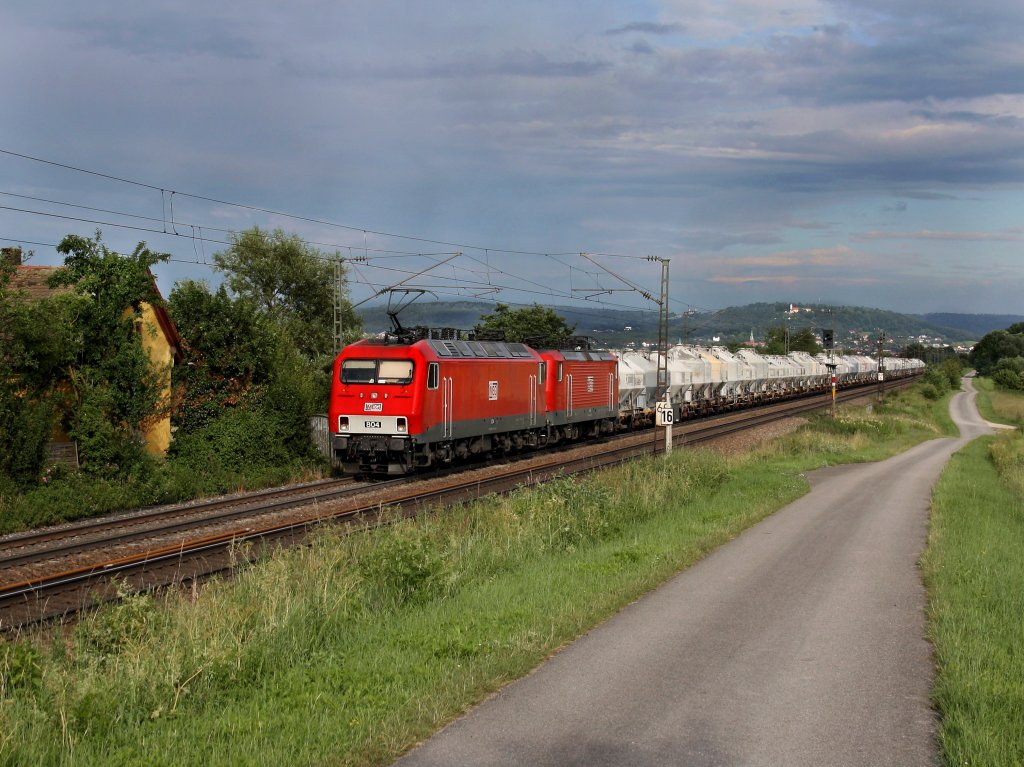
[1,247,23,267]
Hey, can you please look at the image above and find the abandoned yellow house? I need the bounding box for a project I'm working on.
[4,246,182,458]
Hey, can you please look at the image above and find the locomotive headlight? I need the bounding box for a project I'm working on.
[396,417,407,433]
[338,416,349,432]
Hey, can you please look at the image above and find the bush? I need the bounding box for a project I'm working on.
[919,383,941,400]
[68,378,151,479]
[0,388,54,488]
[993,368,1023,391]
[921,366,952,397]
[0,473,151,533]
[939,358,964,389]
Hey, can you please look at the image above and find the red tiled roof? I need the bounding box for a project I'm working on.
[9,265,71,301]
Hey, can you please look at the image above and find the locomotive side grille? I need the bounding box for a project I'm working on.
[431,340,459,357]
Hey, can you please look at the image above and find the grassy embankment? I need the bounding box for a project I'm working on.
[0,456,328,537]
[924,380,1024,766]
[1,386,954,766]
[972,374,1024,426]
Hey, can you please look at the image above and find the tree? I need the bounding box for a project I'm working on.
[168,279,324,468]
[903,341,927,360]
[47,233,171,475]
[761,326,822,355]
[0,232,172,481]
[0,251,69,487]
[213,227,361,361]
[970,327,1024,376]
[473,303,576,344]
[168,281,281,435]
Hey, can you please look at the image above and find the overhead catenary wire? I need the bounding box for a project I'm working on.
[1,147,676,312]
[1,205,665,313]
[0,147,671,261]
[0,191,469,261]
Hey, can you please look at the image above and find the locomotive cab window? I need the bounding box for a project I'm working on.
[341,359,414,385]
[378,359,414,384]
[427,362,439,390]
[341,360,376,384]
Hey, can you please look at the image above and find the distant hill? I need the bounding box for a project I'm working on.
[355,300,978,350]
[699,303,975,345]
[358,300,656,337]
[918,313,1024,337]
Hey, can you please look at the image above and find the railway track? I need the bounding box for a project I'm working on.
[0,377,914,632]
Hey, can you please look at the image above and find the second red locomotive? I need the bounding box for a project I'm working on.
[329,332,618,475]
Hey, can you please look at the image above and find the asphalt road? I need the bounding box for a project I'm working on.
[395,380,995,767]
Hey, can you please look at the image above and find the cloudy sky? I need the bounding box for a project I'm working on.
[2,1,1023,320]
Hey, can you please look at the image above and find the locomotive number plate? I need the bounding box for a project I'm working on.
[364,402,383,412]
[363,420,383,429]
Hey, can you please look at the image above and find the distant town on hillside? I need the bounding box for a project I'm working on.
[356,300,1016,354]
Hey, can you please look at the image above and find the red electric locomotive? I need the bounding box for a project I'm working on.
[538,348,618,441]
[329,330,620,475]
[330,335,547,474]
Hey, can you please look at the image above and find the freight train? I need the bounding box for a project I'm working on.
[329,329,924,475]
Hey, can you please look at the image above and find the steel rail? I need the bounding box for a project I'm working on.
[0,477,360,560]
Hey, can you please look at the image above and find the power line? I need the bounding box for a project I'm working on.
[1,147,677,308]
[1,147,660,259]
[0,191,467,260]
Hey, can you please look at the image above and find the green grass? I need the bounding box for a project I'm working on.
[924,431,1024,766]
[0,458,327,536]
[973,376,1024,427]
[0,386,954,766]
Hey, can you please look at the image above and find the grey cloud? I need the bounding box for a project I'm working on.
[683,230,786,252]
[54,10,262,60]
[605,22,684,36]
[5,1,1024,315]
[789,221,836,231]
[901,191,958,201]
[386,50,611,80]
[910,109,1024,129]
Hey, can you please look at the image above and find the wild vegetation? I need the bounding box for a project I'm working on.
[0,235,169,500]
[925,385,1024,766]
[974,376,1024,426]
[757,324,822,355]
[0,228,361,535]
[472,302,577,344]
[970,322,1024,390]
[0,383,956,766]
[916,357,966,401]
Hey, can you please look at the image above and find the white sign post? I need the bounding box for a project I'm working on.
[656,399,674,454]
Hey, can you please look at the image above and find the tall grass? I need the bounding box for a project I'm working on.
[924,431,1024,766]
[973,376,1024,427]
[0,386,953,766]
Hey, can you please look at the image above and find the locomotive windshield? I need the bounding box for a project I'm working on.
[341,359,414,385]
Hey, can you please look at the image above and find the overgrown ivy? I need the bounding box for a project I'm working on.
[49,234,170,477]
[0,233,169,486]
